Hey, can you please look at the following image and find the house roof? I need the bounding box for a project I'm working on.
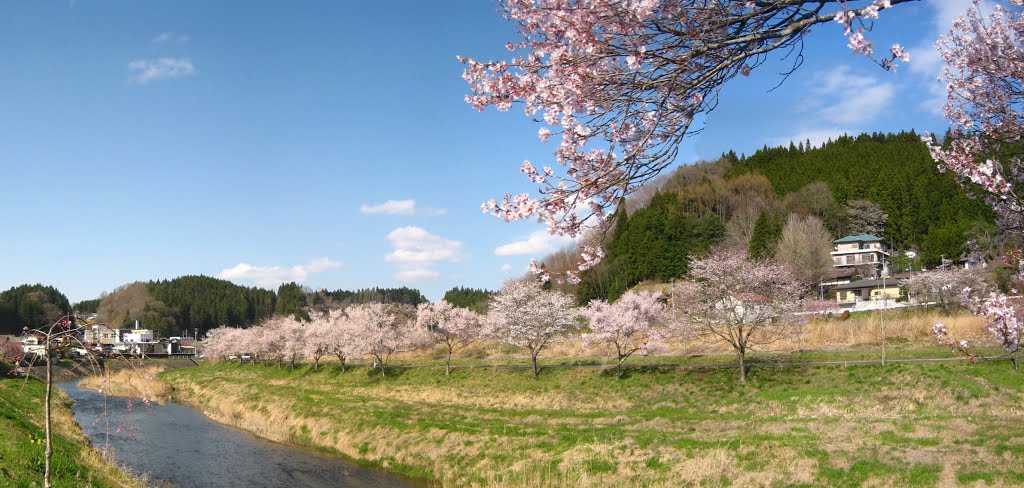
[834,278,902,290]
[834,234,884,243]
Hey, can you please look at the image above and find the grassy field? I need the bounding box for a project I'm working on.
[0,367,143,488]
[162,354,1024,487]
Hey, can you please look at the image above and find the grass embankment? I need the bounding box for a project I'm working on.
[0,370,144,487]
[79,366,174,404]
[163,356,1024,487]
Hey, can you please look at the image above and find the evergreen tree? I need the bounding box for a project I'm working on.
[72,298,102,314]
[442,287,495,312]
[748,212,783,260]
[0,284,71,334]
[577,192,723,302]
[275,282,309,321]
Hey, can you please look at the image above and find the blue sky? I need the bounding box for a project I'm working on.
[0,0,974,303]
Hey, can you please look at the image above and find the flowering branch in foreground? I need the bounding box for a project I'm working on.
[463,0,912,278]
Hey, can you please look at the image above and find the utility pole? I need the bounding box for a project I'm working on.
[881,256,887,366]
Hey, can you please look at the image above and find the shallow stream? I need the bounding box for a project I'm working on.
[60,381,421,488]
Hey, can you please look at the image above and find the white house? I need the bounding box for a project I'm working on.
[122,329,154,344]
[831,234,889,270]
[20,335,46,355]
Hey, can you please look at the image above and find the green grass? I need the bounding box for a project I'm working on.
[0,371,141,488]
[162,357,1024,487]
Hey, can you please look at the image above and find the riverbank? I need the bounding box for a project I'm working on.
[161,354,1024,487]
[78,365,174,404]
[0,373,144,487]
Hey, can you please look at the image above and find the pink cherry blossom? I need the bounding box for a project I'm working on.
[346,303,428,376]
[924,0,1024,371]
[417,300,482,375]
[462,0,911,280]
[581,291,668,378]
[484,279,578,378]
[673,251,804,384]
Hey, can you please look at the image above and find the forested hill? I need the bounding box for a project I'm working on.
[0,284,71,334]
[93,277,429,337]
[566,131,997,303]
[729,131,995,253]
[95,276,277,337]
[320,287,427,307]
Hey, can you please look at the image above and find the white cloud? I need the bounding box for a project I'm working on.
[770,65,893,146]
[904,0,978,78]
[129,58,196,84]
[385,226,463,282]
[931,0,985,34]
[906,0,990,116]
[500,263,513,272]
[396,269,440,281]
[494,230,574,256]
[152,32,189,44]
[218,257,341,288]
[815,65,894,125]
[360,199,446,217]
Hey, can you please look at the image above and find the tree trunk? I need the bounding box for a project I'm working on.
[531,353,539,379]
[1014,349,1021,372]
[44,347,53,488]
[445,347,452,376]
[314,357,320,370]
[737,348,747,385]
[616,356,624,380]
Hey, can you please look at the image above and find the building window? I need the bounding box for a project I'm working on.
[868,254,876,262]
[846,255,855,265]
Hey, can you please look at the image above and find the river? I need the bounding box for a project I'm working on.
[60,381,423,488]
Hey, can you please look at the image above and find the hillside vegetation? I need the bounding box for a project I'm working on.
[0,284,71,335]
[568,131,996,302]
[730,131,994,261]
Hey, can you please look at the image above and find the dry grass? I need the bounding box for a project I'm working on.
[399,310,990,363]
[79,365,174,404]
[794,312,987,350]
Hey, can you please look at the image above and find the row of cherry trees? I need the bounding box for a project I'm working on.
[203,251,806,383]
